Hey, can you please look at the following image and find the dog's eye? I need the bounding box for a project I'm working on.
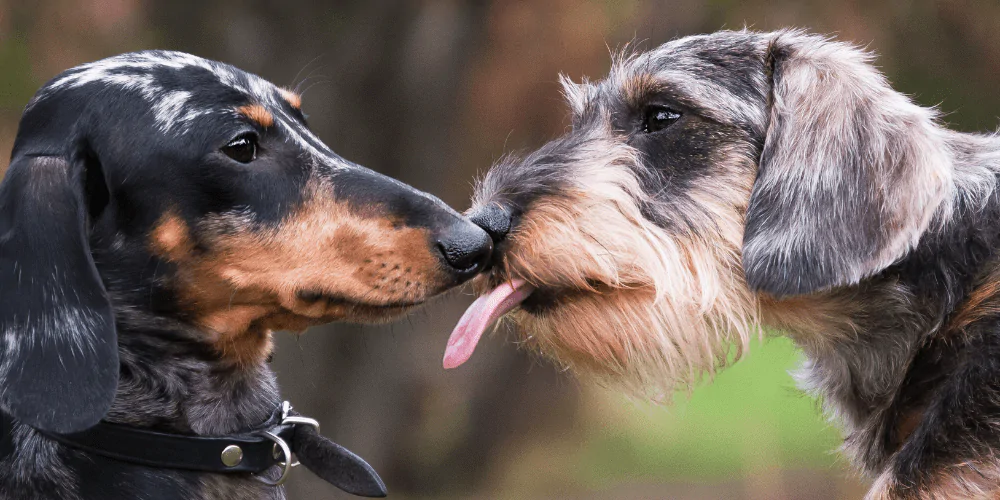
[642,106,682,133]
[221,134,258,163]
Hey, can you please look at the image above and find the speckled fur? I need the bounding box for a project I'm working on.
[471,29,1000,498]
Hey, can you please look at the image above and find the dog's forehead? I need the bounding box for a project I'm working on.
[589,31,769,127]
[30,51,287,131]
[642,31,764,67]
[27,50,353,167]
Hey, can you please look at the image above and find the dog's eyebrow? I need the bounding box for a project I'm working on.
[613,74,708,120]
[278,88,302,110]
[236,104,274,128]
[619,73,667,109]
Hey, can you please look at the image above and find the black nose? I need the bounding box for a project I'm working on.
[467,203,512,245]
[436,219,493,280]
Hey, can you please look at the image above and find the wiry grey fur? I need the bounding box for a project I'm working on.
[469,29,1000,499]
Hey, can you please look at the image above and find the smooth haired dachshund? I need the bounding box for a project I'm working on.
[0,51,492,500]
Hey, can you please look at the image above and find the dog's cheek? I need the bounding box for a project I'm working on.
[146,201,446,361]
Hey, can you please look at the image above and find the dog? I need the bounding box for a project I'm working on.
[0,51,493,500]
[444,29,1000,499]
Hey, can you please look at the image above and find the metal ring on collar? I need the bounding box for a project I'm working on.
[282,415,320,433]
[278,401,319,433]
[254,431,292,486]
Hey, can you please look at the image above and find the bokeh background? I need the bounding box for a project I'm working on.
[4,1,1000,498]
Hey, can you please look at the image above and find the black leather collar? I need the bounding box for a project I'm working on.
[2,402,386,497]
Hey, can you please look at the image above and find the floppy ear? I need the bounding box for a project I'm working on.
[0,151,118,433]
[742,32,952,297]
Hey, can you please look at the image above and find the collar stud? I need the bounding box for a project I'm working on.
[221,444,244,467]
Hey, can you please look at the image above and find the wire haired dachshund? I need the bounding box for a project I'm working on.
[451,29,1000,499]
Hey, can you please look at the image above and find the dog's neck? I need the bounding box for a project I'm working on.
[104,294,281,436]
[0,294,284,500]
[759,130,1000,473]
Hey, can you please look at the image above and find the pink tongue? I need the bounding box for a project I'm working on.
[443,279,534,369]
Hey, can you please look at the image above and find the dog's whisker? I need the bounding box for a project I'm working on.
[289,54,325,90]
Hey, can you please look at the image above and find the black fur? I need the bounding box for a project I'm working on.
[0,51,488,499]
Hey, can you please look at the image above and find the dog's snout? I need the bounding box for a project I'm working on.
[435,219,493,279]
[468,204,512,245]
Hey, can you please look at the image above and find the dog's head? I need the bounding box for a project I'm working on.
[446,30,952,398]
[0,51,492,433]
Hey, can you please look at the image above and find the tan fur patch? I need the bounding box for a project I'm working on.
[150,212,194,260]
[948,267,1000,333]
[760,292,862,346]
[619,72,664,110]
[892,410,923,450]
[279,88,302,109]
[236,104,274,128]
[150,181,444,366]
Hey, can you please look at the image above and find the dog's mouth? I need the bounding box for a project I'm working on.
[278,288,429,326]
[294,289,423,310]
[442,275,623,368]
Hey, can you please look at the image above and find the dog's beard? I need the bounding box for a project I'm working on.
[445,133,759,399]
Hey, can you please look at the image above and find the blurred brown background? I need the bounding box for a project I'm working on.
[3,1,1000,499]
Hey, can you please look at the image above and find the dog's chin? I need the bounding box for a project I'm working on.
[332,302,424,324]
[510,286,659,378]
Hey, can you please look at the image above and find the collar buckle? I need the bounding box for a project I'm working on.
[256,431,292,486]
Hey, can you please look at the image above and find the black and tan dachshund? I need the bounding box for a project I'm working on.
[0,51,492,500]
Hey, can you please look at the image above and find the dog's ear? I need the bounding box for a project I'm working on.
[742,32,952,297]
[0,148,118,433]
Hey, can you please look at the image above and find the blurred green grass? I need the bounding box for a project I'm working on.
[491,337,862,497]
[576,337,846,484]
